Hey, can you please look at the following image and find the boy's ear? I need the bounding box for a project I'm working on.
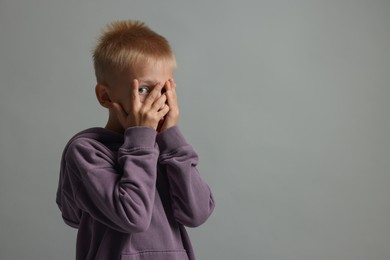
[95,84,113,109]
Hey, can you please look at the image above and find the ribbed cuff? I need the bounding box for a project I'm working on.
[122,126,157,149]
[156,126,188,154]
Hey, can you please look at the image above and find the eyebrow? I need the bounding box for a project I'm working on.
[138,79,159,86]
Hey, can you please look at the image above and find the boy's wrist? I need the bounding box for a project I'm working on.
[122,126,157,150]
[156,126,188,154]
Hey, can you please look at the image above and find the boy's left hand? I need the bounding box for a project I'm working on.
[158,79,179,133]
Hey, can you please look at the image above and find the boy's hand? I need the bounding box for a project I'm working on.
[158,79,179,133]
[112,79,170,131]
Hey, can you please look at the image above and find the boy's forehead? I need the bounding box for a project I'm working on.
[126,60,175,81]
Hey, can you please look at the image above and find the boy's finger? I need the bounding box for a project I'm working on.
[166,90,177,110]
[166,79,177,97]
[131,79,141,105]
[166,83,177,103]
[169,78,176,90]
[144,83,164,106]
[166,79,172,91]
[153,94,167,110]
[158,104,170,118]
[164,80,173,100]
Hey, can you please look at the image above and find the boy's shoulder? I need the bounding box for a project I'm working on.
[63,127,123,159]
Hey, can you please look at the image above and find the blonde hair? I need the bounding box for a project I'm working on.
[93,20,176,83]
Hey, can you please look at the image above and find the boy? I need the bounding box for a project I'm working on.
[56,20,215,260]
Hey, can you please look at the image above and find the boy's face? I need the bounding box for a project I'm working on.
[109,60,175,113]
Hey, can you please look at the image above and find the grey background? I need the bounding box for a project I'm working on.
[1,0,389,259]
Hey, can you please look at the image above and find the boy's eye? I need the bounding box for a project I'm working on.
[138,86,150,95]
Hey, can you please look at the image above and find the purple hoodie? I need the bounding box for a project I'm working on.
[56,126,215,260]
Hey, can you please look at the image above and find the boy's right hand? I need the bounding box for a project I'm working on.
[112,79,170,130]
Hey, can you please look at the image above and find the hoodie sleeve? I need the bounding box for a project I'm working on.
[156,126,215,227]
[61,127,159,234]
